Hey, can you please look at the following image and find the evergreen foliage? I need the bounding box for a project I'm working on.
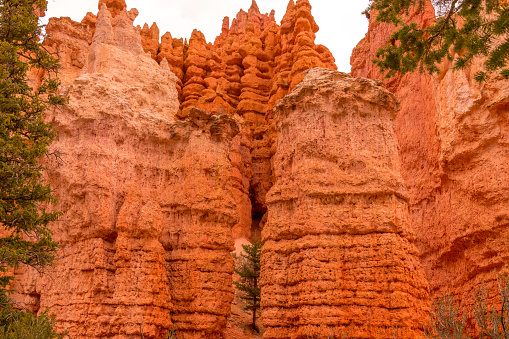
[0,310,65,339]
[366,0,509,82]
[233,240,262,332]
[0,0,64,320]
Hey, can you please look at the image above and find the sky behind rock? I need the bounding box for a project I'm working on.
[44,0,371,72]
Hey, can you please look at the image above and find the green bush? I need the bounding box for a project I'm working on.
[0,310,65,339]
[424,272,509,339]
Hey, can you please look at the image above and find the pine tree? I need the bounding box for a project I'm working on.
[0,0,65,321]
[366,0,509,82]
[234,240,262,332]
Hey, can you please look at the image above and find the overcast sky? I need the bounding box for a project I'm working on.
[43,0,371,73]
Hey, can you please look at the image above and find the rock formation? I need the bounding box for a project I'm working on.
[13,4,239,339]
[41,0,338,246]
[140,22,160,59]
[261,68,429,339]
[351,0,509,321]
[18,0,508,338]
[43,17,92,86]
[137,0,338,235]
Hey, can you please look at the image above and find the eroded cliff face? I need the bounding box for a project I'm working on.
[13,5,239,339]
[18,0,507,337]
[38,1,337,249]
[351,1,509,318]
[261,69,429,339]
[13,0,345,337]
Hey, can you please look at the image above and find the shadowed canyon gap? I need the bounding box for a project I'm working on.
[8,0,509,338]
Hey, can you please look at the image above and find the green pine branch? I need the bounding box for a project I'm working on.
[0,0,65,330]
[368,0,509,82]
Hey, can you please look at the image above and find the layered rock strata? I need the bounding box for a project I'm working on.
[139,0,338,229]
[261,68,429,339]
[13,5,239,339]
[42,0,338,244]
[46,0,337,244]
[43,17,92,86]
[351,0,509,319]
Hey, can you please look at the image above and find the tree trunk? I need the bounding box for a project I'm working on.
[252,296,258,332]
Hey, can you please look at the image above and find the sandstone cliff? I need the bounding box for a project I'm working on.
[351,0,509,320]
[16,0,508,337]
[13,4,239,339]
[139,0,338,238]
[15,0,343,338]
[261,68,429,339]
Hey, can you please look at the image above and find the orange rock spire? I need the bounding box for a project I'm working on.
[262,68,429,339]
[98,0,127,17]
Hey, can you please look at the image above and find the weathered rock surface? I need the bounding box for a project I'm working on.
[15,0,509,337]
[351,0,509,320]
[13,4,239,339]
[43,0,338,245]
[43,17,92,86]
[261,68,429,339]
[138,0,338,233]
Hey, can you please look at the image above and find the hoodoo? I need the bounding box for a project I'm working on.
[261,68,429,339]
[9,0,508,338]
[14,3,239,339]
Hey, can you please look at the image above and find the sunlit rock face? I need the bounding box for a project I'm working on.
[351,0,509,321]
[261,68,429,339]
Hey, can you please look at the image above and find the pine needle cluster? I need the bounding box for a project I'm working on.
[0,0,65,321]
[366,0,509,82]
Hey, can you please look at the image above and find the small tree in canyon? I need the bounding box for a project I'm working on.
[366,0,509,82]
[0,0,65,335]
[234,239,262,332]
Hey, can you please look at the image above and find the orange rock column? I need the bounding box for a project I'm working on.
[113,195,172,338]
[261,69,429,339]
[140,22,160,59]
[161,108,240,339]
[181,30,210,113]
[156,32,185,96]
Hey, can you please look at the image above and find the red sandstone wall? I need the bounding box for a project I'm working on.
[15,0,342,337]
[12,1,475,338]
[351,0,509,320]
[13,5,239,339]
[261,68,429,339]
[42,0,338,245]
[139,0,338,234]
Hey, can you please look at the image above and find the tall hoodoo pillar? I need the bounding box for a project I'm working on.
[261,68,430,339]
